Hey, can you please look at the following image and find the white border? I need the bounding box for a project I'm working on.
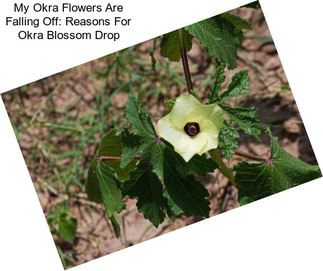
[1,0,323,270]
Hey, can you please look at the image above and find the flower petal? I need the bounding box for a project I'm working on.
[157,114,190,152]
[177,133,208,162]
[169,94,201,129]
[187,103,224,129]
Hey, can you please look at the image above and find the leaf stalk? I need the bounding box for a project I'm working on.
[209,149,236,185]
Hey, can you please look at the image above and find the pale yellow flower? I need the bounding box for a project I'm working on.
[157,94,224,162]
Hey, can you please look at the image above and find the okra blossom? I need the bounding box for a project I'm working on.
[157,94,224,162]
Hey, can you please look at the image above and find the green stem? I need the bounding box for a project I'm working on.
[209,149,236,186]
[179,28,193,92]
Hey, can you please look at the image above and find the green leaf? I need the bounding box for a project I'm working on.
[234,134,322,204]
[160,29,193,61]
[120,129,141,169]
[222,105,261,139]
[220,12,252,34]
[163,190,185,216]
[185,16,240,69]
[163,148,210,217]
[122,159,167,227]
[220,70,251,100]
[58,218,77,242]
[110,212,122,238]
[98,130,136,181]
[150,141,166,177]
[123,95,165,177]
[208,63,226,104]
[125,95,156,139]
[85,159,102,203]
[219,120,240,160]
[96,161,124,217]
[98,130,121,157]
[187,154,218,176]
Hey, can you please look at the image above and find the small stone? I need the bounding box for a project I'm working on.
[284,118,301,134]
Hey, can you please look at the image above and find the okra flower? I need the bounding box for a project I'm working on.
[157,94,224,162]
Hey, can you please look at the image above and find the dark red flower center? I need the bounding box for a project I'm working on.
[184,122,200,137]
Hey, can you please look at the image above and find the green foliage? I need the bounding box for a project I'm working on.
[218,120,240,160]
[86,159,102,203]
[96,160,124,217]
[98,130,136,181]
[123,95,166,177]
[222,106,261,139]
[110,213,122,238]
[208,63,226,103]
[187,154,218,176]
[120,129,141,169]
[160,29,194,61]
[47,204,77,243]
[219,12,252,40]
[123,159,167,226]
[86,95,219,228]
[86,158,124,236]
[220,70,251,100]
[208,66,261,159]
[125,94,156,138]
[234,132,322,204]
[185,12,251,69]
[163,147,210,217]
[185,17,239,69]
[58,218,77,242]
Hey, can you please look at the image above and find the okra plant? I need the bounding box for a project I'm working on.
[86,2,321,237]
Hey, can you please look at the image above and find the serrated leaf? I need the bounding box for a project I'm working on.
[58,218,77,242]
[185,17,240,69]
[208,63,226,104]
[220,70,251,100]
[220,12,252,34]
[222,105,261,139]
[125,95,156,138]
[219,120,240,160]
[96,161,124,217]
[120,129,141,169]
[123,95,165,177]
[234,134,322,204]
[163,148,210,217]
[123,160,167,227]
[160,29,193,61]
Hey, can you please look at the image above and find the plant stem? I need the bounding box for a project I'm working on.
[234,150,266,162]
[179,29,193,92]
[209,149,236,186]
[97,156,121,161]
